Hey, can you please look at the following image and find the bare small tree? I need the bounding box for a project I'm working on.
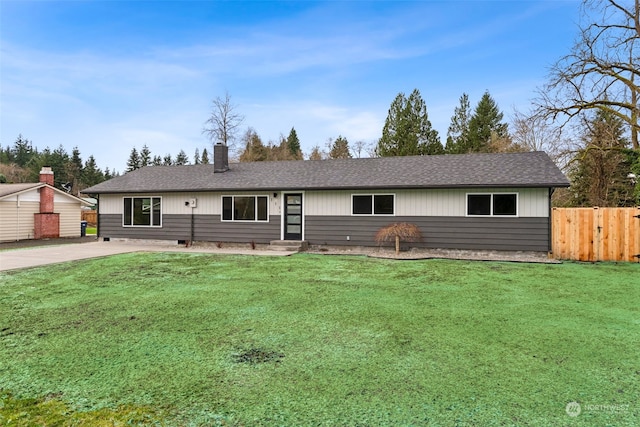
[510,108,577,169]
[351,140,373,158]
[536,0,639,149]
[375,222,423,255]
[203,92,245,153]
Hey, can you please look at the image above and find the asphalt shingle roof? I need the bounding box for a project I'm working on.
[0,183,43,199]
[84,151,570,194]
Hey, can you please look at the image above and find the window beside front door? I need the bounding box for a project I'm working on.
[222,196,269,221]
[123,197,162,227]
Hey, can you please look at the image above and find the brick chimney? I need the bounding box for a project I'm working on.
[39,167,55,213]
[214,143,229,173]
[34,167,60,239]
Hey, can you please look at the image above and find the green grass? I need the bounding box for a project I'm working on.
[86,227,97,235]
[0,253,638,426]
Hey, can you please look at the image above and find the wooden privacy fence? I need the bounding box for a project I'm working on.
[552,207,640,262]
[81,210,97,226]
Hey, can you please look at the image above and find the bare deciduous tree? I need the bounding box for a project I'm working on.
[510,108,576,169]
[537,0,639,149]
[203,92,245,152]
[351,140,371,158]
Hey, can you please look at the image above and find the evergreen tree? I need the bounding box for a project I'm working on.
[467,91,509,152]
[0,144,12,164]
[194,148,201,165]
[0,144,11,165]
[445,93,471,154]
[175,150,189,165]
[104,167,113,180]
[272,136,299,160]
[50,145,70,187]
[201,148,210,164]
[126,147,141,172]
[70,146,83,171]
[328,136,352,159]
[140,144,152,167]
[569,110,635,206]
[152,155,162,166]
[11,134,34,167]
[286,127,303,159]
[66,146,84,193]
[239,128,269,162]
[376,89,442,156]
[82,155,104,188]
[163,154,173,165]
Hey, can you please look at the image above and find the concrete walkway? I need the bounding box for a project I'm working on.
[0,240,295,272]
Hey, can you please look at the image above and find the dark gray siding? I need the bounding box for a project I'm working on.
[305,216,550,252]
[193,215,280,243]
[100,214,549,251]
[99,214,280,243]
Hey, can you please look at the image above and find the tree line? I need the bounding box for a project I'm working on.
[0,135,114,194]
[125,145,212,171]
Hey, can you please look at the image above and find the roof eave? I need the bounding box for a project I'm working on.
[0,183,44,200]
[84,182,571,194]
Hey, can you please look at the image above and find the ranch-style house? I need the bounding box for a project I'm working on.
[84,145,570,252]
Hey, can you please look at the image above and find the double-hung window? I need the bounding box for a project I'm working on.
[123,197,162,226]
[222,196,269,221]
[467,193,518,216]
[352,194,395,215]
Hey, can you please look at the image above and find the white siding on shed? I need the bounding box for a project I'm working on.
[57,202,82,237]
[0,200,39,241]
[0,187,85,241]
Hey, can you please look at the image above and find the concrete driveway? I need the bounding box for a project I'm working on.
[0,240,294,272]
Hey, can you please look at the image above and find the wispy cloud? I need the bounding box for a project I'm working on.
[1,0,579,171]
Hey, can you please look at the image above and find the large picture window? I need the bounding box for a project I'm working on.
[352,194,395,215]
[222,196,269,221]
[467,193,517,216]
[123,197,162,226]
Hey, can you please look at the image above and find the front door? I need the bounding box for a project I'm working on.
[284,193,303,240]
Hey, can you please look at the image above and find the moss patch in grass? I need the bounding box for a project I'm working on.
[0,253,638,426]
[0,391,163,426]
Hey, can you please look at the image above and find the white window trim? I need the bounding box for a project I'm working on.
[465,192,519,217]
[221,195,270,222]
[351,193,396,216]
[122,196,163,227]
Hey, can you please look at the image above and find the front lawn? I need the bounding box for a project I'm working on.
[0,253,638,426]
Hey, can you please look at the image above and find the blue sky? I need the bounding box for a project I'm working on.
[1,0,580,172]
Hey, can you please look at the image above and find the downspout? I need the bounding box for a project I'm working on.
[548,188,554,253]
[190,206,194,247]
[96,195,100,240]
[16,194,20,241]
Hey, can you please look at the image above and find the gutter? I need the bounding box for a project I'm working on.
[85,182,572,195]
